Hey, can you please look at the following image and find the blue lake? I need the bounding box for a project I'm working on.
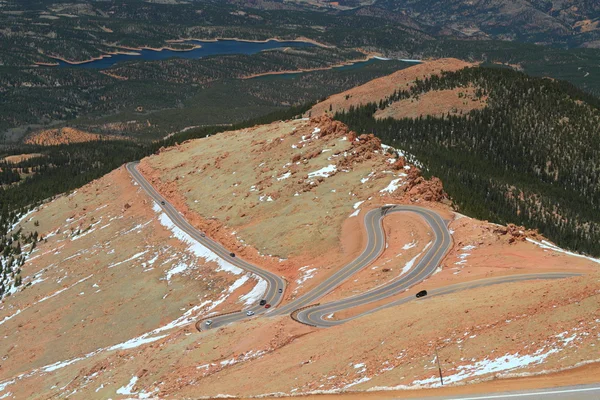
[55,39,316,69]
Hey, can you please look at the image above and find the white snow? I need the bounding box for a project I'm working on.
[526,238,600,264]
[361,172,375,184]
[412,348,559,387]
[9,208,36,232]
[38,274,93,303]
[107,250,148,269]
[239,278,268,306]
[277,172,292,181]
[349,209,360,218]
[344,376,371,389]
[108,334,168,351]
[154,202,266,305]
[402,240,416,250]
[42,357,85,372]
[164,262,188,282]
[296,267,317,286]
[353,200,364,210]
[379,178,403,194]
[308,164,337,178]
[117,376,139,395]
[156,212,243,275]
[399,242,431,277]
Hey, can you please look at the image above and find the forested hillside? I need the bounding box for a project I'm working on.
[336,67,600,256]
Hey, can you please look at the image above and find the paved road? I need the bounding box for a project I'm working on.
[128,162,580,330]
[421,384,600,399]
[126,162,286,329]
[300,272,580,327]
[272,205,452,320]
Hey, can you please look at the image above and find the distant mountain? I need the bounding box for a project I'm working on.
[373,0,600,48]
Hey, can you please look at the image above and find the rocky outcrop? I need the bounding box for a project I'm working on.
[494,223,540,244]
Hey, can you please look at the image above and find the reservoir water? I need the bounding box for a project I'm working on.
[56,39,316,69]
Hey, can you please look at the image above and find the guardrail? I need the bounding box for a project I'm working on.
[290,303,321,327]
[195,309,242,332]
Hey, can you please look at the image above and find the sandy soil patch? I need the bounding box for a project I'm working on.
[374,86,487,120]
[309,58,474,117]
[24,127,126,145]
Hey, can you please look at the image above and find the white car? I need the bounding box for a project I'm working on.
[246,310,255,316]
[205,320,212,326]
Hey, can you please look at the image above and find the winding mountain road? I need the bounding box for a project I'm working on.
[127,162,581,331]
[127,162,286,328]
[271,205,452,319]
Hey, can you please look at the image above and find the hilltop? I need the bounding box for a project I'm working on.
[321,60,600,258]
[0,113,598,398]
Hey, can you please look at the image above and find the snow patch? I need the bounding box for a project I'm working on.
[117,376,139,395]
[308,165,337,178]
[412,348,560,387]
[526,238,600,264]
[380,178,404,194]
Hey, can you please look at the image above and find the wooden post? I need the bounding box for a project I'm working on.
[435,346,444,386]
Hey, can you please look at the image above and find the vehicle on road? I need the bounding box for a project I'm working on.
[230,252,235,257]
[200,233,205,237]
[264,304,271,309]
[161,201,165,205]
[259,299,267,306]
[246,310,255,316]
[278,288,283,293]
[416,290,428,298]
[205,320,213,326]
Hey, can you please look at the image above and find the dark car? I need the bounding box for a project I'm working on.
[264,304,271,309]
[161,201,165,205]
[200,233,206,237]
[278,288,283,294]
[259,299,267,306]
[416,290,428,298]
[230,252,235,257]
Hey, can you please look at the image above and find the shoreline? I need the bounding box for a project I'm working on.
[41,36,330,66]
[241,54,403,79]
[167,36,332,49]
[46,50,142,66]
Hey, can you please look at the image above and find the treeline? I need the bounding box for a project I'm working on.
[0,99,313,252]
[336,66,600,256]
[0,100,313,290]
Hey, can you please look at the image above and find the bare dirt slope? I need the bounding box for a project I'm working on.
[2,269,597,399]
[139,115,445,299]
[0,167,265,389]
[309,58,474,117]
[1,117,598,399]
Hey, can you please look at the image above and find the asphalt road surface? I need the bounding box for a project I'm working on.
[272,205,452,321]
[127,162,286,329]
[127,162,581,331]
[301,272,580,327]
[128,161,591,397]
[422,384,600,399]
